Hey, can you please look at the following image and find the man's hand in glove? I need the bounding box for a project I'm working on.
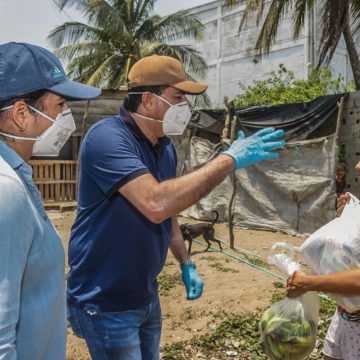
[182,264,203,300]
[222,127,285,170]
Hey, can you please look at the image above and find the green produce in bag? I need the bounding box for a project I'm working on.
[260,242,319,360]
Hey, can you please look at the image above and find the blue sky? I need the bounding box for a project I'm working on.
[0,0,211,49]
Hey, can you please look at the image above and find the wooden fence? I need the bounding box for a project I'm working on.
[29,160,78,202]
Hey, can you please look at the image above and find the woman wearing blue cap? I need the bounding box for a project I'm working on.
[0,42,100,359]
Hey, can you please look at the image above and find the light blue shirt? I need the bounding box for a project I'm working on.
[0,141,66,360]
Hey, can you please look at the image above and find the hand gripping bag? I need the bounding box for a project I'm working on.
[301,193,360,312]
[260,243,319,360]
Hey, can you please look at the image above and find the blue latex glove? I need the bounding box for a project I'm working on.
[222,127,285,170]
[182,265,204,300]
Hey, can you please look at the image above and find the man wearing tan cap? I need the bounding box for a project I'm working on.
[67,55,285,360]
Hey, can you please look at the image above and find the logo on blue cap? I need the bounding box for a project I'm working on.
[51,66,64,79]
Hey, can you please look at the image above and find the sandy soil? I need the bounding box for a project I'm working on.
[49,210,306,360]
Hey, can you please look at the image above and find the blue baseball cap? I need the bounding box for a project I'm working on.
[0,42,101,102]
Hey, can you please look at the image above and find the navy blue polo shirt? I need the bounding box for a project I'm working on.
[67,106,177,312]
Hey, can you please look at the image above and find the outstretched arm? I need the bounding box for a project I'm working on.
[120,128,285,223]
[287,270,360,298]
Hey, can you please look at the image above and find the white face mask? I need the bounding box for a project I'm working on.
[0,105,76,156]
[128,92,192,136]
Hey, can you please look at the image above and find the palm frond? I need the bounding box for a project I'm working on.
[142,42,207,80]
[148,11,204,42]
[84,0,118,28]
[240,0,265,31]
[107,66,127,88]
[254,0,292,56]
[54,42,112,63]
[136,0,156,24]
[186,72,212,109]
[67,52,123,87]
[86,54,120,86]
[67,55,106,83]
[47,21,109,49]
[52,0,89,11]
[350,0,360,40]
[318,0,350,65]
[293,0,315,38]
[223,0,265,31]
[223,0,240,8]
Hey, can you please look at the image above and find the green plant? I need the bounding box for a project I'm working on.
[200,255,218,261]
[243,254,268,268]
[209,261,239,273]
[337,144,346,164]
[233,64,354,108]
[162,311,266,360]
[165,260,175,267]
[158,273,181,296]
[161,285,337,359]
[272,281,285,289]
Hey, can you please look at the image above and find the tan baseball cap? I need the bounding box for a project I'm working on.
[127,55,208,95]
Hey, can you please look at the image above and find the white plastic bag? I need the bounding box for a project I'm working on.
[301,193,360,312]
[260,242,319,360]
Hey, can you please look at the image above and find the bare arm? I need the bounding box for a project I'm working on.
[336,192,351,216]
[287,270,360,297]
[169,217,190,264]
[119,154,235,223]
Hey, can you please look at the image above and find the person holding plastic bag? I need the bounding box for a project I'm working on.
[260,243,319,360]
[288,264,360,360]
[287,161,360,360]
[336,161,360,215]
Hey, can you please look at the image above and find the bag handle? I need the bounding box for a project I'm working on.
[341,193,360,220]
[268,242,301,276]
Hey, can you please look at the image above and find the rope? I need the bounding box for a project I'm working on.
[215,237,262,259]
[193,238,333,303]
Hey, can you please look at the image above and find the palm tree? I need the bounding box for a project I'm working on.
[224,0,360,90]
[48,0,210,106]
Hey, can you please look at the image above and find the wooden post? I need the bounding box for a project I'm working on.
[76,100,91,200]
[335,96,345,146]
[222,97,231,140]
[80,100,91,145]
[228,114,238,250]
[55,163,60,201]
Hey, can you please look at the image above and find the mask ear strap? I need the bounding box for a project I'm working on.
[153,94,172,107]
[27,105,55,123]
[128,92,173,107]
[130,112,163,123]
[0,131,38,141]
[0,105,13,112]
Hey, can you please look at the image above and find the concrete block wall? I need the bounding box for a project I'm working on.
[176,0,354,107]
[340,91,360,198]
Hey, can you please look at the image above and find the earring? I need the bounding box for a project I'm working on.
[19,126,26,132]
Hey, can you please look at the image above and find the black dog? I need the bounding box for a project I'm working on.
[180,211,223,254]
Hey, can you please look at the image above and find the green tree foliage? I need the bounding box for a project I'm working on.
[224,0,360,90]
[233,64,354,108]
[48,0,210,106]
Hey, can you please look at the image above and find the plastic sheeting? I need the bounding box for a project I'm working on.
[181,134,337,235]
[190,94,344,141]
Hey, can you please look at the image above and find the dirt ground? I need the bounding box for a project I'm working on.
[49,210,306,360]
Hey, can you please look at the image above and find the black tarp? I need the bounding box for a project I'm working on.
[190,93,345,141]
